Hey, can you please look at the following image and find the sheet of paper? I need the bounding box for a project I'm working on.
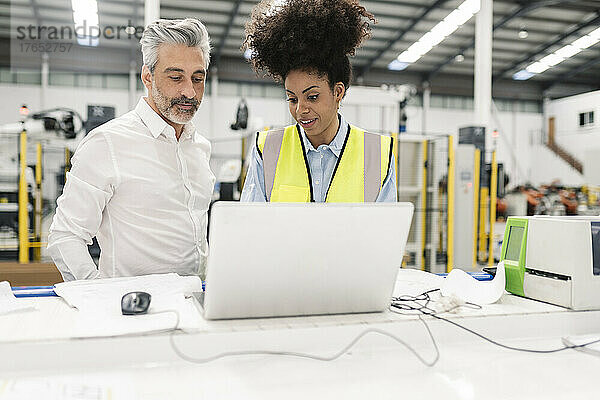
[0,281,37,316]
[440,261,506,305]
[54,273,201,313]
[53,274,204,335]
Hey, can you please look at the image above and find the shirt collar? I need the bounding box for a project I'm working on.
[135,97,194,141]
[299,114,347,158]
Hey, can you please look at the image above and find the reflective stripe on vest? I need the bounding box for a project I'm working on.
[257,124,392,202]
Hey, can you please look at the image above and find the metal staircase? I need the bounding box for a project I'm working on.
[546,117,583,174]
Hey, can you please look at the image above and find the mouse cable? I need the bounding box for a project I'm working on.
[167,312,440,366]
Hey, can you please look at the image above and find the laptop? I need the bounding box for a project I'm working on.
[198,202,414,320]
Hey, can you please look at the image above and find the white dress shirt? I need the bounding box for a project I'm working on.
[48,98,216,281]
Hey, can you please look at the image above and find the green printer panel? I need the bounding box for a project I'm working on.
[500,217,529,296]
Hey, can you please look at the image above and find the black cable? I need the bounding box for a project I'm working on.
[391,288,441,314]
[430,313,600,354]
[392,288,600,354]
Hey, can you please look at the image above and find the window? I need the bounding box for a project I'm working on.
[49,72,76,87]
[0,68,14,83]
[579,111,595,127]
[78,74,103,88]
[15,70,41,85]
[105,74,128,89]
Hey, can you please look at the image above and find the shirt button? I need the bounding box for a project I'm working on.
[315,180,320,185]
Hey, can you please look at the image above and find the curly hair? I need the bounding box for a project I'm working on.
[243,0,375,92]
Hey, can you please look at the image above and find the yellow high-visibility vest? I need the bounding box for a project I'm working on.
[257,123,392,202]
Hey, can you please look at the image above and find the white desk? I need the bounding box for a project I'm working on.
[1,290,600,399]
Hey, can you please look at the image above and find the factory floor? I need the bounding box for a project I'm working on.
[0,262,63,286]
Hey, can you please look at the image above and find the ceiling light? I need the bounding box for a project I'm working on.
[458,0,481,14]
[554,44,581,59]
[388,60,409,71]
[71,0,97,13]
[522,28,600,78]
[518,29,528,39]
[420,31,445,48]
[430,20,459,38]
[526,62,549,74]
[407,41,433,57]
[77,37,98,46]
[71,0,99,47]
[512,69,535,80]
[572,35,600,50]
[397,51,420,63]
[539,53,564,67]
[73,12,99,26]
[389,0,480,69]
[444,9,472,27]
[589,27,600,40]
[455,54,465,62]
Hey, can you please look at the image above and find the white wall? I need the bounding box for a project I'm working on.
[544,90,600,185]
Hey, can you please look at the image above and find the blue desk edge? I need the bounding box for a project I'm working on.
[10,272,492,298]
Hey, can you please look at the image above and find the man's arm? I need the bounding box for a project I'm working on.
[376,152,397,202]
[47,132,118,280]
[240,137,267,202]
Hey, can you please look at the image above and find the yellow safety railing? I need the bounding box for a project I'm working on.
[488,150,498,266]
[18,128,29,264]
[392,132,399,190]
[472,149,480,267]
[18,130,49,263]
[33,142,43,261]
[478,187,488,262]
[420,140,428,270]
[447,136,455,272]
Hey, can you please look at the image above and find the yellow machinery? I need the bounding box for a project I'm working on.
[475,150,498,266]
[447,136,455,272]
[453,142,498,268]
[2,106,85,263]
[17,127,46,264]
[393,133,451,273]
[17,127,28,263]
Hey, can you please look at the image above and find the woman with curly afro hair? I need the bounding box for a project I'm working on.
[240,0,396,203]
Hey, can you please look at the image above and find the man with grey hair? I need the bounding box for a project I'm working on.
[48,18,216,281]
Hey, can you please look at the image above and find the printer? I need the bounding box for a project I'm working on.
[501,215,600,310]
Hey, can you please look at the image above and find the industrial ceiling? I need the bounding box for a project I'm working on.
[2,0,600,98]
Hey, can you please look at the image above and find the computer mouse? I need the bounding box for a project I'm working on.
[121,291,151,315]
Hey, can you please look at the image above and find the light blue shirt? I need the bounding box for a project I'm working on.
[241,114,397,202]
